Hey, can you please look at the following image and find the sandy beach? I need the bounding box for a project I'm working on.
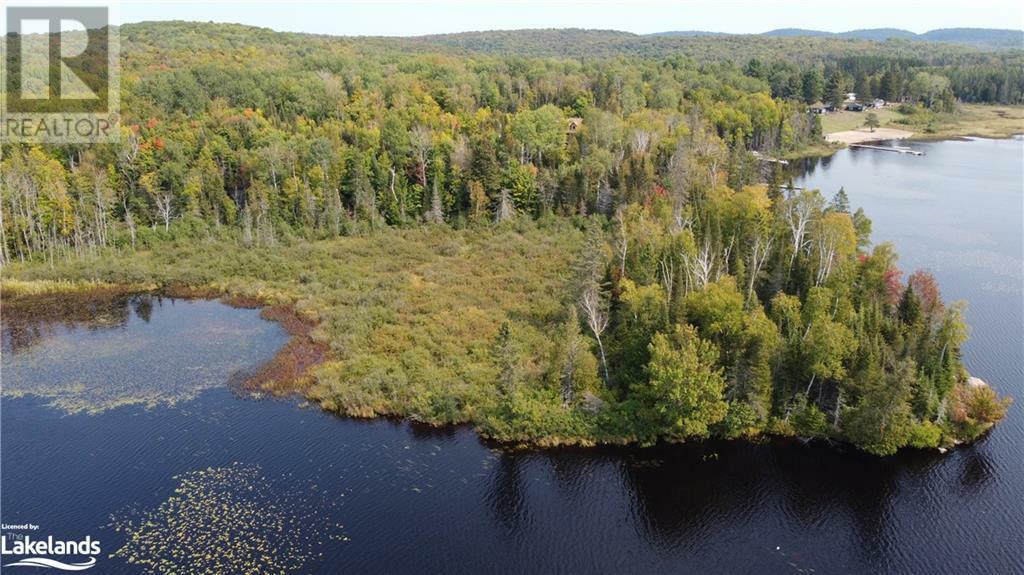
[826,127,915,144]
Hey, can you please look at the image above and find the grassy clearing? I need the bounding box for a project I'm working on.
[914,104,1024,139]
[822,104,1024,141]
[821,108,903,133]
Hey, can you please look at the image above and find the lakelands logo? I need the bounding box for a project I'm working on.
[1,534,101,571]
[1,2,120,143]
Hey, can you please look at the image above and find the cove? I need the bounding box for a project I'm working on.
[2,136,1022,574]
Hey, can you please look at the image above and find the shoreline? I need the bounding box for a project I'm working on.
[801,130,1023,160]
[825,127,915,145]
[0,281,328,403]
[0,280,997,457]
[807,103,1024,158]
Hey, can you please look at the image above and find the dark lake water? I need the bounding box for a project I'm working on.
[2,137,1022,574]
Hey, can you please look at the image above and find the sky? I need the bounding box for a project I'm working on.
[106,1,1024,37]
[3,1,1022,36]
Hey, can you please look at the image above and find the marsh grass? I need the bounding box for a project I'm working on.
[3,220,596,442]
[231,305,330,397]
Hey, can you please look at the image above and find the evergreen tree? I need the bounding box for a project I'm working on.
[637,324,729,440]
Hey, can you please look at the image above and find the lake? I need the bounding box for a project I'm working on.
[2,137,1022,574]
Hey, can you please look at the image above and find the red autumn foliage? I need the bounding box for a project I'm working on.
[908,269,943,318]
[951,383,1012,426]
[883,267,903,307]
[239,305,329,395]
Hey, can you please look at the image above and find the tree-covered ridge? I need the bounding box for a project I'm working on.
[0,22,1013,454]
[411,26,1020,61]
[759,27,1024,49]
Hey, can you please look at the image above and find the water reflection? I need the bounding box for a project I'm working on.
[2,314,1021,575]
[957,448,996,492]
[1,294,288,413]
[2,138,1022,575]
[486,454,532,535]
[623,444,755,547]
[1,291,137,353]
[133,295,154,323]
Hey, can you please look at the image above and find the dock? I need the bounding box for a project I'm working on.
[849,143,925,156]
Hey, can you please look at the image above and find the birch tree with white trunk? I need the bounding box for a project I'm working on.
[580,284,611,385]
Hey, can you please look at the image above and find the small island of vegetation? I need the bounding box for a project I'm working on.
[2,22,1017,455]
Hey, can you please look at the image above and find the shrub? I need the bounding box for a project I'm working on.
[717,401,763,439]
[950,383,1012,441]
[908,420,942,449]
[792,398,830,438]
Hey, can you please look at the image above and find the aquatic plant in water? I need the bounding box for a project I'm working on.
[107,463,346,574]
[0,296,287,414]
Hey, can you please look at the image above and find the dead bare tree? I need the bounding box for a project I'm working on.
[746,234,774,305]
[426,178,445,224]
[387,166,406,222]
[668,139,693,219]
[614,207,628,279]
[812,216,846,286]
[631,129,653,155]
[659,255,675,305]
[689,239,714,289]
[123,199,137,250]
[718,234,735,281]
[494,189,516,223]
[595,178,613,215]
[785,190,820,269]
[255,194,276,246]
[815,232,838,285]
[580,284,611,384]
[409,125,432,188]
[833,388,844,430]
[154,192,174,231]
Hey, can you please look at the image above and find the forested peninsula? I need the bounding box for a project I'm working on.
[2,22,1017,455]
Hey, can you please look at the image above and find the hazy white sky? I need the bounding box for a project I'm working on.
[109,1,1024,37]
[4,1,1020,36]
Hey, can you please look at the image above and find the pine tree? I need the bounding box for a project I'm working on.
[830,187,850,214]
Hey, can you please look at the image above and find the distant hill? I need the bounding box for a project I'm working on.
[647,30,729,37]
[921,28,1024,48]
[837,28,919,42]
[761,27,1023,48]
[409,27,1019,61]
[757,28,918,42]
[757,28,835,38]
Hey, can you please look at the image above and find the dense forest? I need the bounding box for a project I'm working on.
[1,22,1015,454]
